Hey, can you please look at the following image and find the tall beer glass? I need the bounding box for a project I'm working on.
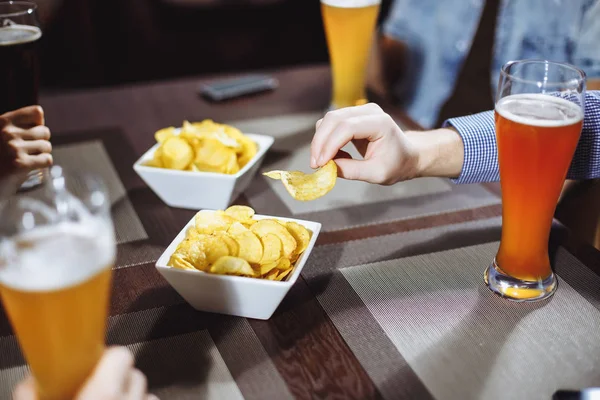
[0,1,45,190]
[0,166,115,400]
[321,0,380,109]
[485,60,585,301]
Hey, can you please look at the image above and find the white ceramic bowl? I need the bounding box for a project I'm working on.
[133,133,274,210]
[155,211,322,320]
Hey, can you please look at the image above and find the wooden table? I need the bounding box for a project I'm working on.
[2,65,599,399]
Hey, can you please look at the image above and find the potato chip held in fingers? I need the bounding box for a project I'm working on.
[263,160,337,201]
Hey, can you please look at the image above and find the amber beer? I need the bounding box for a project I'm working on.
[0,24,41,114]
[321,0,380,109]
[494,94,583,282]
[0,221,115,400]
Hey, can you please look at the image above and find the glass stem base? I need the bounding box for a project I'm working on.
[484,258,557,302]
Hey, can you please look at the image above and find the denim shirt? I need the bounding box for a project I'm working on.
[382,0,600,128]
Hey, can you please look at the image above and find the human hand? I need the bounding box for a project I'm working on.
[310,103,420,185]
[13,347,159,400]
[0,106,52,180]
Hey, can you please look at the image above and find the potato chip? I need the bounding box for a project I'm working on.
[276,267,293,281]
[275,257,291,271]
[220,124,257,167]
[228,221,250,236]
[259,233,282,264]
[265,268,279,280]
[195,211,236,234]
[224,152,240,175]
[191,119,220,134]
[194,138,238,174]
[241,219,257,228]
[145,142,166,168]
[155,127,176,144]
[263,160,337,201]
[162,137,194,170]
[186,226,203,240]
[179,121,203,145]
[168,253,195,270]
[257,259,279,276]
[251,220,297,260]
[237,136,257,168]
[285,221,311,255]
[262,171,283,180]
[232,231,263,264]
[210,256,255,276]
[220,234,239,257]
[175,241,208,271]
[145,152,163,168]
[182,120,241,149]
[203,236,230,265]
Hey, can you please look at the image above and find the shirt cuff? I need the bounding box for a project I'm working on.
[442,110,500,184]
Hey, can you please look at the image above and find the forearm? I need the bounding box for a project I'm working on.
[420,91,600,184]
[406,129,464,179]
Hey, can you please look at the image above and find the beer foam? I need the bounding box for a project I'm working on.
[321,0,381,7]
[495,93,583,128]
[0,219,115,292]
[0,24,41,46]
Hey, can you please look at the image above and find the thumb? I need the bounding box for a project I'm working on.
[334,158,382,183]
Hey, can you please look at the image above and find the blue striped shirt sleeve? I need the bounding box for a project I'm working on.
[442,90,600,184]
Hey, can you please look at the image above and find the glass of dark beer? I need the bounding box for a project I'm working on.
[0,1,44,190]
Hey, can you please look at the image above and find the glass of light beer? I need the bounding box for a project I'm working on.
[0,1,45,191]
[485,60,586,301]
[321,0,381,109]
[0,166,115,400]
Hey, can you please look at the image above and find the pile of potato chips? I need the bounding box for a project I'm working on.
[145,120,257,174]
[263,160,337,201]
[168,206,312,281]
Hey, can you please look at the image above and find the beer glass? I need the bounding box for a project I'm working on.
[485,60,585,301]
[0,1,45,191]
[0,166,115,400]
[321,0,380,110]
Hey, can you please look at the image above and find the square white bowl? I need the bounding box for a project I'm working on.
[133,133,274,210]
[155,211,322,320]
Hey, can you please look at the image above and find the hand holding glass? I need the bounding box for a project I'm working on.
[0,166,115,400]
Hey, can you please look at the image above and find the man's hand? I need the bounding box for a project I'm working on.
[0,106,52,180]
[310,103,465,185]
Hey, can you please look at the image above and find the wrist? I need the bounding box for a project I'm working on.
[405,128,464,179]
